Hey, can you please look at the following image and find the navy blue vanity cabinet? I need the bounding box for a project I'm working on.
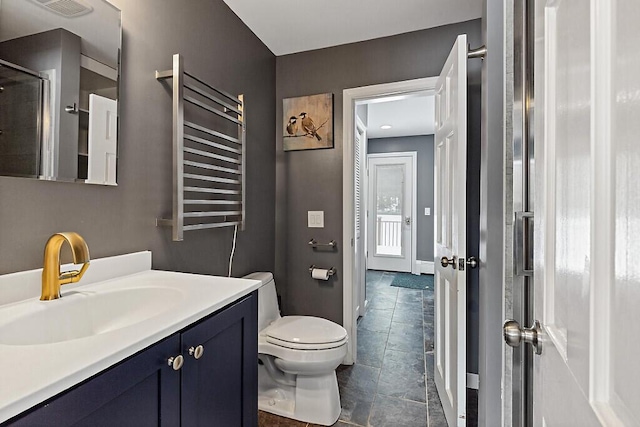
[181,291,258,427]
[4,291,257,427]
[6,334,182,426]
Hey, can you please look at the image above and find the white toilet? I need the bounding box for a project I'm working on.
[244,272,348,426]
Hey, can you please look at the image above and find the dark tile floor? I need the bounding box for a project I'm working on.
[259,270,469,427]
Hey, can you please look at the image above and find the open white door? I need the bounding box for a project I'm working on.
[434,34,467,426]
[87,94,117,185]
[527,1,640,425]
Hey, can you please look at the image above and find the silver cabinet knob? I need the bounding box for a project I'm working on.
[467,256,478,269]
[189,345,204,360]
[167,354,184,370]
[503,319,542,355]
[440,256,457,269]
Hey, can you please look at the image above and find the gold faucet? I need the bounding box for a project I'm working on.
[41,232,90,301]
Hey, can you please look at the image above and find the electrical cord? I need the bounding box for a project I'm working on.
[228,224,238,277]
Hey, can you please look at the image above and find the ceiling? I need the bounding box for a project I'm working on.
[223,0,482,56]
[366,95,434,139]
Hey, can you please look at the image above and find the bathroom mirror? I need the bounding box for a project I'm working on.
[0,0,121,185]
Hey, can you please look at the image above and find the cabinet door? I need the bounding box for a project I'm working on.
[180,292,257,427]
[7,335,181,427]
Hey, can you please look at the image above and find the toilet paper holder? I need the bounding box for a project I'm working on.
[309,265,336,276]
[308,239,337,249]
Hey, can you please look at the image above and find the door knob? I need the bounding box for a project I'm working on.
[405,216,411,225]
[440,256,457,269]
[467,256,478,269]
[503,319,542,355]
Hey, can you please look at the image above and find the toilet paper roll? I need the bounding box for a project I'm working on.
[311,268,330,280]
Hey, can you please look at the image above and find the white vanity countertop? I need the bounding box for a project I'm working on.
[0,252,262,423]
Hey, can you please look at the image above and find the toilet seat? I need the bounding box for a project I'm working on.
[263,316,347,351]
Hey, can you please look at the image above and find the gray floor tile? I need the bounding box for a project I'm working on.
[357,328,387,368]
[337,384,375,426]
[425,352,434,380]
[369,395,427,427]
[368,285,400,299]
[388,322,424,353]
[424,323,434,352]
[424,311,435,327]
[337,363,380,395]
[397,288,424,304]
[426,375,447,427]
[359,308,393,333]
[377,349,427,403]
[392,302,424,326]
[368,292,397,310]
[366,270,385,284]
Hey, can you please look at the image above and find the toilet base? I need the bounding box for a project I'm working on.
[258,363,341,426]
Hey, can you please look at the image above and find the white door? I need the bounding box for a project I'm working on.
[354,118,367,316]
[434,34,467,427]
[87,94,117,185]
[366,153,414,273]
[530,1,640,425]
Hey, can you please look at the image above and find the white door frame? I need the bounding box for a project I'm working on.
[366,151,418,273]
[342,77,437,364]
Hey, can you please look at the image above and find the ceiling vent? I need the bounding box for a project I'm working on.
[29,0,94,17]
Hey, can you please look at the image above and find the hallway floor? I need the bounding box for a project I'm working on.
[259,270,451,427]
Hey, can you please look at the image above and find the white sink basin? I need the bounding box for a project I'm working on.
[0,287,184,346]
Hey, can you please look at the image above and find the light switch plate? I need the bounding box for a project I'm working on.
[308,211,324,228]
[424,207,431,216]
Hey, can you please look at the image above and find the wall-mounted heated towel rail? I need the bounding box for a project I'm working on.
[155,54,245,241]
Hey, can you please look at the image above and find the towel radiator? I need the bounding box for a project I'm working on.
[155,54,245,241]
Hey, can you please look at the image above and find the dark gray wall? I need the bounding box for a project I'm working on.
[367,135,434,261]
[0,0,276,279]
[275,19,482,326]
[480,0,505,423]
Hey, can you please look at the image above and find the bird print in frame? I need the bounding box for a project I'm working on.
[283,93,333,151]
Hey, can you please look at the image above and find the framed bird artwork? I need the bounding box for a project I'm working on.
[282,93,333,151]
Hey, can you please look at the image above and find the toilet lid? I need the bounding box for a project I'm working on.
[265,316,347,346]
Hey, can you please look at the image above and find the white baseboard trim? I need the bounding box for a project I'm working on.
[417,260,434,275]
[467,373,479,390]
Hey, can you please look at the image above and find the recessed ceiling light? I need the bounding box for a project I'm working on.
[380,125,392,130]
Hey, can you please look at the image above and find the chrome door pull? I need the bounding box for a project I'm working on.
[189,345,205,359]
[503,319,542,355]
[440,256,457,269]
[167,354,184,370]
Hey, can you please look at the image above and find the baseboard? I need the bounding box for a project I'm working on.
[467,373,479,390]
[417,260,434,275]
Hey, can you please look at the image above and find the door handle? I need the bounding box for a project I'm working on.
[503,319,542,355]
[440,256,457,269]
[404,216,411,225]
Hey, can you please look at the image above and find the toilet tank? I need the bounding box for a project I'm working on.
[243,272,281,332]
